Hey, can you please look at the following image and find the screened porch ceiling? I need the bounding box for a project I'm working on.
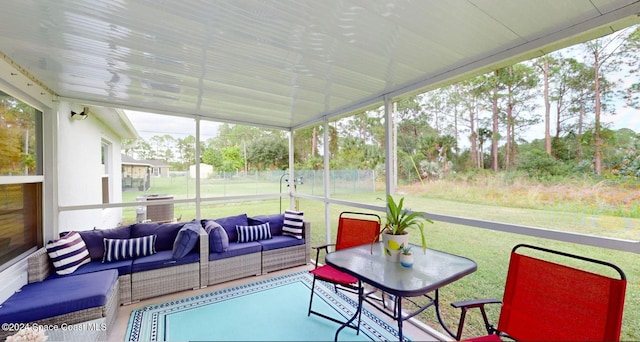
[1,0,640,129]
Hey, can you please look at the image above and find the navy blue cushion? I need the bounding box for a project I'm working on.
[251,214,284,236]
[258,235,305,251]
[131,222,186,251]
[77,259,133,275]
[247,217,265,225]
[206,214,248,242]
[0,269,118,324]
[78,226,131,260]
[131,250,200,272]
[47,259,133,278]
[172,221,200,259]
[204,220,229,253]
[208,241,261,261]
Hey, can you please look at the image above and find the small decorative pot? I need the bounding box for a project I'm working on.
[400,253,414,268]
[400,253,413,267]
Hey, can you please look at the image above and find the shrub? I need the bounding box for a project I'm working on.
[516,150,564,180]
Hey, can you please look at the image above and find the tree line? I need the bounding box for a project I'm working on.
[124,25,640,183]
[0,94,37,176]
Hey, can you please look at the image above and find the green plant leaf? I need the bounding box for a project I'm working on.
[381,195,433,253]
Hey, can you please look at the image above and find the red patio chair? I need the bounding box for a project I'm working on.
[307,211,381,331]
[451,244,627,341]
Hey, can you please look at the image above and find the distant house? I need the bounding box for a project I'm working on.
[148,160,171,177]
[121,155,152,191]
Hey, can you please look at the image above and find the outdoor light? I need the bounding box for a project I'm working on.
[70,106,89,120]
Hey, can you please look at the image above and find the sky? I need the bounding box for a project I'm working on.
[521,102,639,142]
[126,97,639,147]
[124,111,220,141]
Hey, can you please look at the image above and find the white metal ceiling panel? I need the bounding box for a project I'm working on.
[469,0,604,40]
[0,0,639,129]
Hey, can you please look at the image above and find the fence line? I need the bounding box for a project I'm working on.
[161,169,377,197]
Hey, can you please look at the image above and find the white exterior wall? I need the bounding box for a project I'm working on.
[57,101,124,233]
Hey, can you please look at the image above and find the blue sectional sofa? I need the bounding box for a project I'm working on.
[0,213,309,341]
[59,219,205,304]
[201,212,310,285]
[0,220,205,341]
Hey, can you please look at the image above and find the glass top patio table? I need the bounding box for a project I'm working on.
[325,242,477,297]
[325,242,477,341]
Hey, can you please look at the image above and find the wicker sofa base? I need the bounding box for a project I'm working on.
[131,263,200,301]
[119,274,132,304]
[205,221,311,285]
[262,244,308,273]
[208,253,262,285]
[262,221,311,274]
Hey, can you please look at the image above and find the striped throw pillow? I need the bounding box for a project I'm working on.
[46,231,91,275]
[103,235,157,263]
[283,210,304,239]
[236,223,271,243]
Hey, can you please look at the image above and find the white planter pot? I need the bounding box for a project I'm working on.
[381,232,409,263]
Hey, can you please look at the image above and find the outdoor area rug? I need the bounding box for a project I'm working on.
[125,270,411,341]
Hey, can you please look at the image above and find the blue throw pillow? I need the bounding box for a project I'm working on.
[251,214,285,236]
[103,235,157,263]
[283,210,304,240]
[132,221,185,251]
[236,223,271,243]
[204,220,229,253]
[210,213,248,242]
[78,225,131,260]
[172,221,200,259]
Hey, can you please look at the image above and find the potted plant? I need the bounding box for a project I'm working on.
[399,243,414,268]
[380,195,432,262]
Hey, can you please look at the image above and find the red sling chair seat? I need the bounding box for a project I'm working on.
[452,244,627,341]
[307,212,381,332]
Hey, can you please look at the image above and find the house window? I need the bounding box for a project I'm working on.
[0,184,42,269]
[0,91,43,271]
[0,91,42,176]
[101,141,111,204]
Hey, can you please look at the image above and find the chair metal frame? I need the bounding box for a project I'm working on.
[451,244,627,341]
[307,211,382,332]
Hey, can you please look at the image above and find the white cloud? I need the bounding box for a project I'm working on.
[604,105,640,131]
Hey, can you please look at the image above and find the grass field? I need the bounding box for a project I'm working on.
[122,176,639,340]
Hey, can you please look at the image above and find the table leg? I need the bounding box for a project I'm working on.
[396,296,403,341]
[434,289,457,339]
[334,282,363,341]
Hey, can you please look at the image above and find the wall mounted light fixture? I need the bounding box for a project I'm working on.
[71,106,89,120]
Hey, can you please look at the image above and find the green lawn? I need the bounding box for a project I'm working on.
[121,177,638,340]
[299,194,639,341]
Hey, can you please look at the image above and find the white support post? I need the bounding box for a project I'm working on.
[195,118,201,219]
[384,96,395,198]
[323,118,331,245]
[288,129,295,210]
